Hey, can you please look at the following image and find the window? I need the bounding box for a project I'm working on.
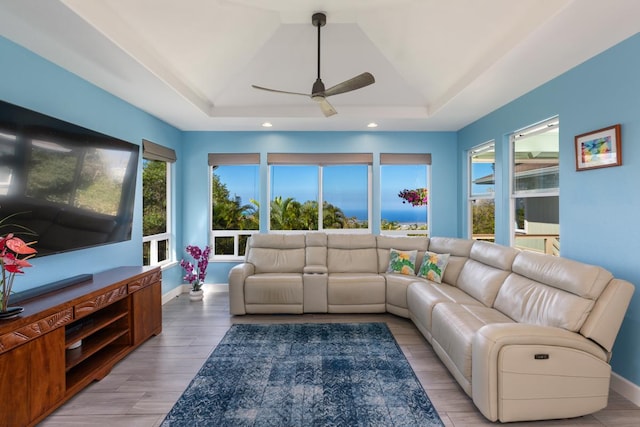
[209,153,260,259]
[468,142,495,241]
[267,153,371,232]
[510,118,559,255]
[142,140,176,266]
[380,153,430,235]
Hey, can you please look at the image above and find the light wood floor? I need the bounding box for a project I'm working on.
[40,286,640,427]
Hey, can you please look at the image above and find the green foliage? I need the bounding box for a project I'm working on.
[472,199,495,235]
[142,160,167,236]
[211,174,258,231]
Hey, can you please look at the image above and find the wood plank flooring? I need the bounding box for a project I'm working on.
[40,286,640,426]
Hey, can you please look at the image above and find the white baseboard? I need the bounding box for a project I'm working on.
[162,283,228,305]
[205,283,229,292]
[161,285,185,305]
[611,372,640,406]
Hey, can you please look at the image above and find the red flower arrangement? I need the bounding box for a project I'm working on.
[1,215,37,312]
[398,188,428,207]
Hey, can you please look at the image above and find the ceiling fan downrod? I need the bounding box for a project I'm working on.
[312,12,326,95]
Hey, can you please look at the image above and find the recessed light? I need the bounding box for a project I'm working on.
[367,122,378,128]
[262,122,273,128]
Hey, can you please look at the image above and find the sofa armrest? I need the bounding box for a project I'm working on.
[228,263,255,315]
[472,323,609,421]
[304,265,328,275]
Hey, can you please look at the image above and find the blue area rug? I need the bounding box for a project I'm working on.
[161,322,444,426]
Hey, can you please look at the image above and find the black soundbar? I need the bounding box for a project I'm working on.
[11,274,94,305]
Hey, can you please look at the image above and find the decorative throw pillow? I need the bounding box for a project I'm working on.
[417,251,450,283]
[386,248,418,276]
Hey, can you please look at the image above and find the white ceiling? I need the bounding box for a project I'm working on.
[0,0,639,131]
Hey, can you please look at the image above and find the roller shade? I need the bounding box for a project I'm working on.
[208,153,260,166]
[142,139,176,162]
[380,153,431,165]
[267,153,373,165]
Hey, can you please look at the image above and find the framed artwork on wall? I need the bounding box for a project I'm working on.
[575,124,622,171]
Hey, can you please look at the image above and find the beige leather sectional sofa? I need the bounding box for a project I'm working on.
[228,233,634,423]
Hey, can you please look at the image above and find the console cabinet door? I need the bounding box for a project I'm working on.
[131,281,162,345]
[0,328,65,427]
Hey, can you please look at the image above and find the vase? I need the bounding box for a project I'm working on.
[0,306,24,320]
[189,289,204,301]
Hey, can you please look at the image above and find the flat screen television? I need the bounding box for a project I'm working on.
[0,99,139,257]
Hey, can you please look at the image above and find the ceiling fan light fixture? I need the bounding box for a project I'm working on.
[261,122,273,128]
[367,122,378,128]
[251,12,374,117]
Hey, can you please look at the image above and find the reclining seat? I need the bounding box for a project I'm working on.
[429,240,519,394]
[326,234,385,313]
[408,237,479,342]
[472,250,634,422]
[229,233,306,314]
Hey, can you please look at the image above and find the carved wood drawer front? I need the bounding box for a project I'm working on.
[75,285,128,318]
[128,270,161,293]
[0,308,73,354]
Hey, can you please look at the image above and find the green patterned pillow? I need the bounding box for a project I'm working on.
[386,248,418,276]
[417,251,450,283]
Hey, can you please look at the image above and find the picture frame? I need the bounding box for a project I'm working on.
[575,124,622,171]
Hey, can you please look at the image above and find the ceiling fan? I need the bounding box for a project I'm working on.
[251,12,375,117]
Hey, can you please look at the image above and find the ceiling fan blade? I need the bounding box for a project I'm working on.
[251,85,310,97]
[324,72,375,97]
[314,96,337,117]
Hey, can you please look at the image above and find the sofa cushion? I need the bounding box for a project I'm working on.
[246,234,306,273]
[456,259,511,307]
[247,247,305,274]
[387,248,418,275]
[511,251,612,299]
[327,273,386,305]
[245,274,303,304]
[417,251,450,283]
[327,234,378,273]
[493,251,615,332]
[305,232,327,267]
[407,281,484,339]
[385,273,420,310]
[431,303,514,388]
[494,274,596,332]
[376,235,429,273]
[428,237,474,286]
[470,241,519,271]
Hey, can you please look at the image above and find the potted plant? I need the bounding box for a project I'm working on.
[1,214,37,318]
[180,245,211,301]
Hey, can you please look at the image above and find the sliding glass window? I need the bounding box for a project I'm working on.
[380,153,430,236]
[268,153,371,232]
[209,153,260,260]
[510,118,560,255]
[468,142,495,242]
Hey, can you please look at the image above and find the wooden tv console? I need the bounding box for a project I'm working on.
[0,266,162,427]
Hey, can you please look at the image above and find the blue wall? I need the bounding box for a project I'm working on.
[0,36,184,295]
[458,33,640,386]
[182,131,459,282]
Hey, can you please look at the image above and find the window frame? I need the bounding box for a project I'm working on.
[379,153,431,237]
[142,159,174,267]
[509,117,560,253]
[467,141,495,241]
[267,154,373,234]
[209,154,261,261]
